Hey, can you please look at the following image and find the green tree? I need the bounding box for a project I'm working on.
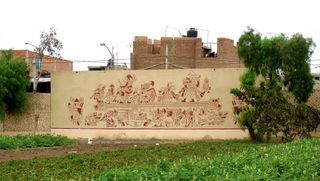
[26,26,63,92]
[232,27,320,141]
[0,50,30,121]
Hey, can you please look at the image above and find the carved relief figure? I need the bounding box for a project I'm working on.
[179,72,207,102]
[157,83,179,102]
[202,77,211,93]
[114,74,136,104]
[90,84,106,111]
[105,84,116,103]
[101,110,118,127]
[138,81,156,104]
[84,112,102,126]
[232,96,248,114]
[67,97,84,126]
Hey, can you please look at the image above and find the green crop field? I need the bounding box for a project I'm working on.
[0,140,269,180]
[98,138,320,181]
[1,138,319,180]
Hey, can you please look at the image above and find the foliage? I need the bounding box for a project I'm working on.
[284,104,320,141]
[0,50,30,121]
[0,134,77,150]
[36,26,63,59]
[0,140,269,180]
[28,26,63,92]
[97,138,320,181]
[237,27,315,103]
[232,27,319,141]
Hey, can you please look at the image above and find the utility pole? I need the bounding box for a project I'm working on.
[25,42,40,134]
[171,37,175,64]
[100,43,114,69]
[25,42,40,92]
[116,52,118,66]
[165,44,168,69]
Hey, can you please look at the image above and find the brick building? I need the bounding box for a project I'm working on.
[12,50,73,74]
[11,50,73,92]
[131,34,244,69]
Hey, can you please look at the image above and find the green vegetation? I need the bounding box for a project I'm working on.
[30,26,63,91]
[98,138,320,181]
[0,50,30,121]
[0,134,77,150]
[231,27,320,141]
[0,140,269,180]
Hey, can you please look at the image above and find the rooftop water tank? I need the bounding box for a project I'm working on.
[187,28,198,37]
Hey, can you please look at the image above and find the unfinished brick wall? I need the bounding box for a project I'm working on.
[3,93,51,132]
[308,90,320,110]
[131,36,243,69]
[283,89,320,111]
[12,50,73,74]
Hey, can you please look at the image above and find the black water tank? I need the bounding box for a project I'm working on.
[187,28,198,37]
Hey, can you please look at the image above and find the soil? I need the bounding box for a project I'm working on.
[0,140,187,163]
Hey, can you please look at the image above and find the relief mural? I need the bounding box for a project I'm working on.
[67,97,84,126]
[231,96,249,124]
[67,72,228,128]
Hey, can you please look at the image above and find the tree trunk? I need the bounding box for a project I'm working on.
[248,127,256,141]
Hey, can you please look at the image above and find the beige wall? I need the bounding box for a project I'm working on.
[3,93,51,132]
[52,129,249,140]
[283,90,320,111]
[308,90,320,110]
[51,68,248,139]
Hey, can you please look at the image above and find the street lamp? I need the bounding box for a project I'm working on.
[25,42,38,50]
[100,43,114,69]
[25,42,41,92]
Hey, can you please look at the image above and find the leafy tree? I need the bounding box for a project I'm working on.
[37,26,63,60]
[0,50,30,121]
[27,26,63,92]
[25,26,63,133]
[232,27,320,142]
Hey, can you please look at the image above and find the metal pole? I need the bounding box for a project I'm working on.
[116,52,118,66]
[100,43,114,69]
[25,42,39,93]
[165,44,168,69]
[25,49,29,64]
[33,56,37,92]
[172,37,175,64]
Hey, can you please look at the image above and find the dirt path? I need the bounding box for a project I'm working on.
[0,140,187,163]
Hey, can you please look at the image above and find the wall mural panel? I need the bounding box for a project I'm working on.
[51,68,245,129]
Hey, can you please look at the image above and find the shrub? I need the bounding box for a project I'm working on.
[232,28,319,142]
[0,134,77,150]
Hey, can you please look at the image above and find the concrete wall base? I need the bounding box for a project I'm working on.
[51,128,249,140]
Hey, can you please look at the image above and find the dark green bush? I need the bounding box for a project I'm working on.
[232,28,319,142]
[0,134,77,150]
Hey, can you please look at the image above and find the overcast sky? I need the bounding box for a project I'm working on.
[0,0,319,72]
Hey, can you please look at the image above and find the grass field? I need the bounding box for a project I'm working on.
[0,140,269,180]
